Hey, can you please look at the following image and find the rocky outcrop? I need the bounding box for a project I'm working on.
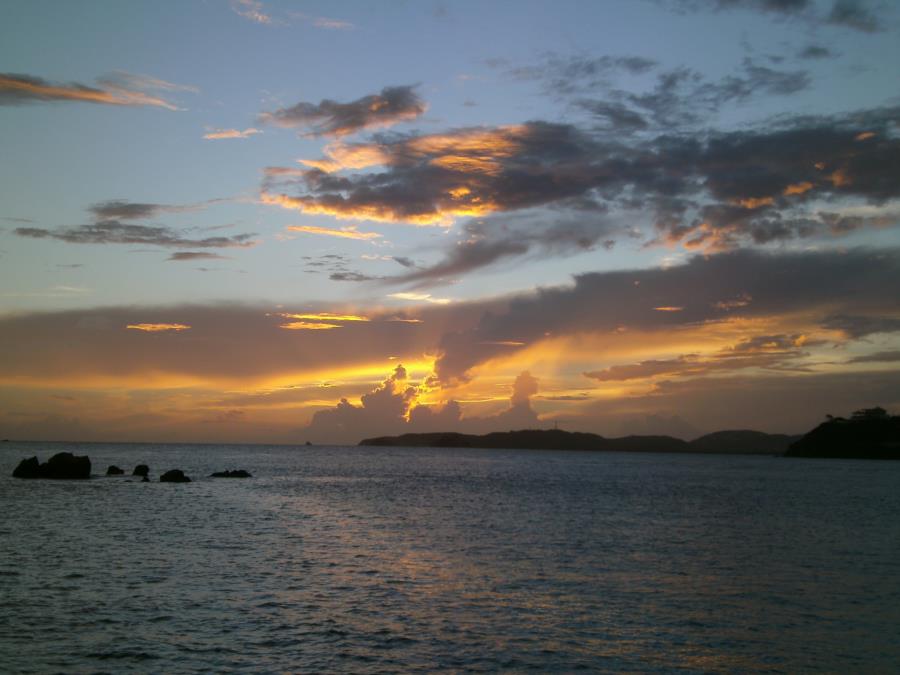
[106,465,125,475]
[12,453,91,479]
[160,469,191,483]
[12,456,41,478]
[132,464,149,478]
[210,469,252,478]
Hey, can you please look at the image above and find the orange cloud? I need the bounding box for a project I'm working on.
[299,142,389,172]
[268,192,452,226]
[734,196,775,209]
[855,131,876,141]
[653,306,684,312]
[126,323,191,332]
[279,321,342,330]
[204,127,262,140]
[277,312,370,322]
[0,74,180,110]
[284,223,382,240]
[829,168,852,187]
[783,181,814,196]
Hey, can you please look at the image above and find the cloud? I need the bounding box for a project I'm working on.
[827,0,881,32]
[284,223,382,240]
[167,252,229,261]
[303,367,540,443]
[231,0,272,24]
[848,350,900,364]
[431,247,900,383]
[0,72,190,110]
[88,200,196,220]
[312,17,354,30]
[330,271,381,282]
[385,215,616,289]
[259,85,426,137]
[798,44,836,60]
[126,323,191,332]
[389,292,452,304]
[203,127,262,140]
[501,53,658,96]
[664,0,884,31]
[16,222,256,249]
[263,122,611,225]
[584,333,812,382]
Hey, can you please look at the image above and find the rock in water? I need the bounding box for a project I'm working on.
[12,453,91,479]
[106,465,125,475]
[132,464,149,478]
[160,469,191,483]
[210,469,252,478]
[44,453,91,479]
[12,456,41,479]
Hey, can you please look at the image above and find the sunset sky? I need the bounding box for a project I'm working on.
[2,0,899,443]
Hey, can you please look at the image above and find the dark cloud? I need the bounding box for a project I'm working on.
[0,72,183,109]
[268,104,900,256]
[432,248,900,382]
[385,215,616,289]
[827,0,881,32]
[391,256,417,269]
[711,0,811,12]
[584,334,812,382]
[665,0,884,31]
[611,59,809,130]
[820,314,900,338]
[798,44,836,59]
[259,85,426,137]
[502,53,657,96]
[88,200,195,220]
[15,221,256,249]
[301,254,384,282]
[168,252,230,261]
[330,271,381,282]
[576,100,650,133]
[848,350,900,364]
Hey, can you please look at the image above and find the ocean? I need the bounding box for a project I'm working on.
[1,441,899,673]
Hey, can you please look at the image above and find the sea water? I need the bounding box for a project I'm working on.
[1,442,899,673]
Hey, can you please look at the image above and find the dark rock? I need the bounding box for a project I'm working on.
[12,456,41,479]
[133,464,149,477]
[210,469,252,478]
[44,453,91,479]
[160,469,191,483]
[141,476,150,483]
[106,465,125,476]
[12,453,91,479]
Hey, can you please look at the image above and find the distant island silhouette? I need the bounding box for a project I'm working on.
[361,408,900,459]
[361,429,800,455]
[785,407,900,459]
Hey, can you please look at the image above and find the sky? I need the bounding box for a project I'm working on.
[1,0,899,444]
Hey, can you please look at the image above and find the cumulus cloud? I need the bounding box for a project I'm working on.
[303,366,541,443]
[263,103,900,259]
[259,85,426,137]
[0,72,192,109]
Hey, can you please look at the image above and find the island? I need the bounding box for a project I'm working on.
[786,407,900,459]
[360,428,798,455]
